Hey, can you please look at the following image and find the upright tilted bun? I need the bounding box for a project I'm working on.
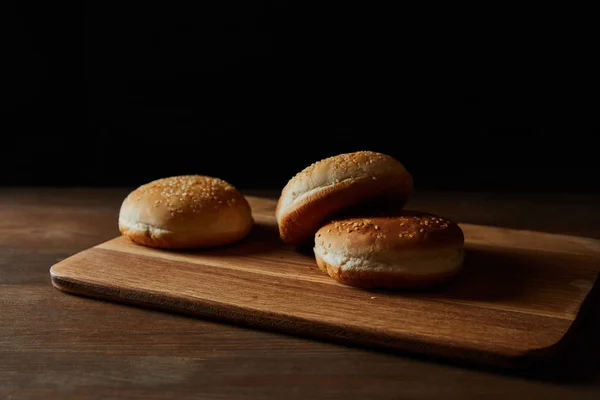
[276,151,413,246]
[314,211,464,288]
[119,175,253,249]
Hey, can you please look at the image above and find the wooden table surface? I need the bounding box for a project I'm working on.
[2,187,600,400]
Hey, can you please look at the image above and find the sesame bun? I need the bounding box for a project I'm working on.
[118,175,253,249]
[313,211,464,288]
[276,151,413,246]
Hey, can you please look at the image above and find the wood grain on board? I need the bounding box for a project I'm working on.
[50,196,600,368]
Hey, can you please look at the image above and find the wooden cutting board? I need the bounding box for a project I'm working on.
[50,196,600,368]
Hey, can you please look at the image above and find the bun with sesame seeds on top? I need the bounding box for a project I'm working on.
[313,210,464,288]
[118,175,253,249]
[276,151,413,246]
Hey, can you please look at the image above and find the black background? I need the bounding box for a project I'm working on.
[3,3,598,193]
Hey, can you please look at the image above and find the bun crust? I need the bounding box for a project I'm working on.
[313,211,464,288]
[119,175,253,249]
[276,151,413,245]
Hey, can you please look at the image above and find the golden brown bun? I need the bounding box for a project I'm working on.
[118,175,253,249]
[276,151,413,245]
[313,210,464,288]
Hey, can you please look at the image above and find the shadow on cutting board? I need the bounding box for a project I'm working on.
[413,272,600,384]
[174,221,284,258]
[423,247,585,303]
[350,247,600,383]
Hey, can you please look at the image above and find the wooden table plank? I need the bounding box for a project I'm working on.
[2,187,600,400]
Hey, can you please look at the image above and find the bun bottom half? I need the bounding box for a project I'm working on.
[315,253,463,289]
